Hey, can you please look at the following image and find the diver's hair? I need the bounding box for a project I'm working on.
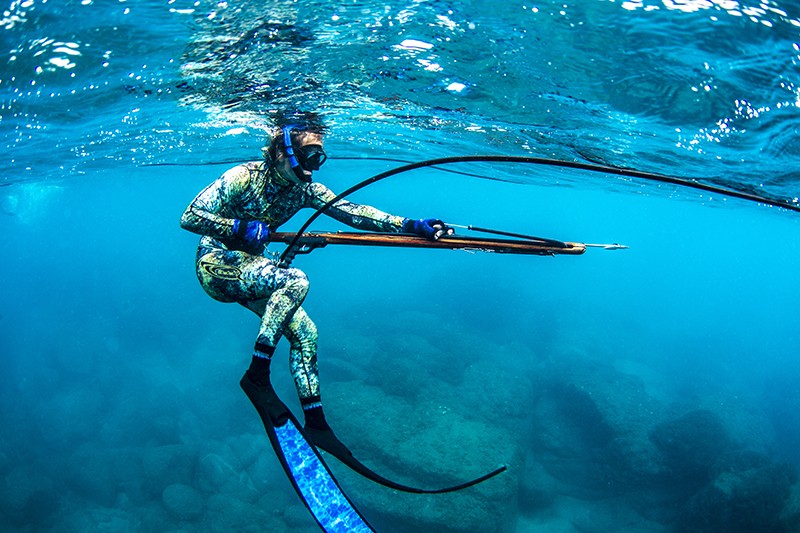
[264,111,326,165]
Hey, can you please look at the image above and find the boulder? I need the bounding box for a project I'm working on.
[677,458,795,533]
[205,492,287,532]
[320,380,521,533]
[0,464,57,526]
[529,358,665,499]
[161,483,204,521]
[650,409,732,487]
[66,447,119,507]
[141,444,197,497]
[518,458,558,513]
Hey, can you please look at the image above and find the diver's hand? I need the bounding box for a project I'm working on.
[233,219,271,254]
[402,218,455,240]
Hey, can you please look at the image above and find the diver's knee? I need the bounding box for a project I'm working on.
[288,267,308,285]
[286,267,310,294]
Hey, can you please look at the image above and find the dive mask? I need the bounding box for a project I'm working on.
[296,144,327,171]
[283,125,327,182]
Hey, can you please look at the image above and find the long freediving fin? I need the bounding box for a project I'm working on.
[304,423,507,494]
[240,375,375,533]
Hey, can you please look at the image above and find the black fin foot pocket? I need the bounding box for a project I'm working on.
[304,426,354,457]
[239,372,291,427]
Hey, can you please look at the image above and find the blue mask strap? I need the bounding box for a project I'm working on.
[282,125,311,183]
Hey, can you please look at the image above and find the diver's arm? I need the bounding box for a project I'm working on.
[305,182,406,232]
[180,165,251,239]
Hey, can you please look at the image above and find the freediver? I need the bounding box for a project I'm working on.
[179,113,453,448]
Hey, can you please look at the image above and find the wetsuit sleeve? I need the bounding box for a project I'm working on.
[180,165,252,239]
[304,182,406,232]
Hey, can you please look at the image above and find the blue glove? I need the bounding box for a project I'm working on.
[232,219,270,254]
[401,218,453,240]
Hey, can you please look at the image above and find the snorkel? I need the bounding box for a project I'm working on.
[282,125,309,183]
[282,125,327,183]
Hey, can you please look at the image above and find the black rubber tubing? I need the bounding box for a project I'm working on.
[279,155,800,265]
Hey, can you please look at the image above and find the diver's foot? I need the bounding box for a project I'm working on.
[239,372,289,426]
[304,426,354,457]
[245,342,274,387]
[303,403,331,431]
[244,368,271,388]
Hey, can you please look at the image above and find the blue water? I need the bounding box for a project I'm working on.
[2,1,800,532]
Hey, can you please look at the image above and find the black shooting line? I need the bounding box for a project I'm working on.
[143,155,502,182]
[278,155,800,265]
[144,155,530,184]
[149,155,800,213]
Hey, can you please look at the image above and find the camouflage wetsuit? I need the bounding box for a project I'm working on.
[180,160,405,405]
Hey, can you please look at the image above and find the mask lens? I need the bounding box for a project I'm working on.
[298,145,327,171]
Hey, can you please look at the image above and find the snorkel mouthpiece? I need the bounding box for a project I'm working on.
[282,125,326,183]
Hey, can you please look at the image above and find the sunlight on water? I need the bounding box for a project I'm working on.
[620,0,800,25]
[2,0,799,208]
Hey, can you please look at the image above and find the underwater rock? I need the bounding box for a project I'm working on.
[529,358,665,499]
[67,448,117,507]
[141,444,198,497]
[225,432,264,470]
[364,349,426,398]
[779,482,800,532]
[0,464,57,526]
[711,449,772,476]
[691,390,777,458]
[55,504,143,533]
[321,380,521,533]
[363,331,442,398]
[205,492,287,532]
[518,458,558,513]
[38,387,106,450]
[354,309,538,437]
[554,495,667,533]
[676,458,795,533]
[248,448,286,494]
[459,357,537,431]
[358,309,499,398]
[195,453,237,493]
[650,409,732,486]
[161,483,204,521]
[193,436,304,515]
[66,445,142,507]
[191,436,280,503]
[321,329,379,384]
[280,501,320,531]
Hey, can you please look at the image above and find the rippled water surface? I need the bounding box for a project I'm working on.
[3,0,800,206]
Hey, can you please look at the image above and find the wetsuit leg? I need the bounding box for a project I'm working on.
[199,248,328,426]
[255,267,309,349]
[283,309,328,429]
[284,308,320,403]
[249,303,326,426]
[197,249,309,349]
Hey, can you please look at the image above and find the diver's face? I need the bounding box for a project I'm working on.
[277,131,325,185]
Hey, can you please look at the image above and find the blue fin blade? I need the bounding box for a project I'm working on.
[275,420,374,533]
[240,375,375,533]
